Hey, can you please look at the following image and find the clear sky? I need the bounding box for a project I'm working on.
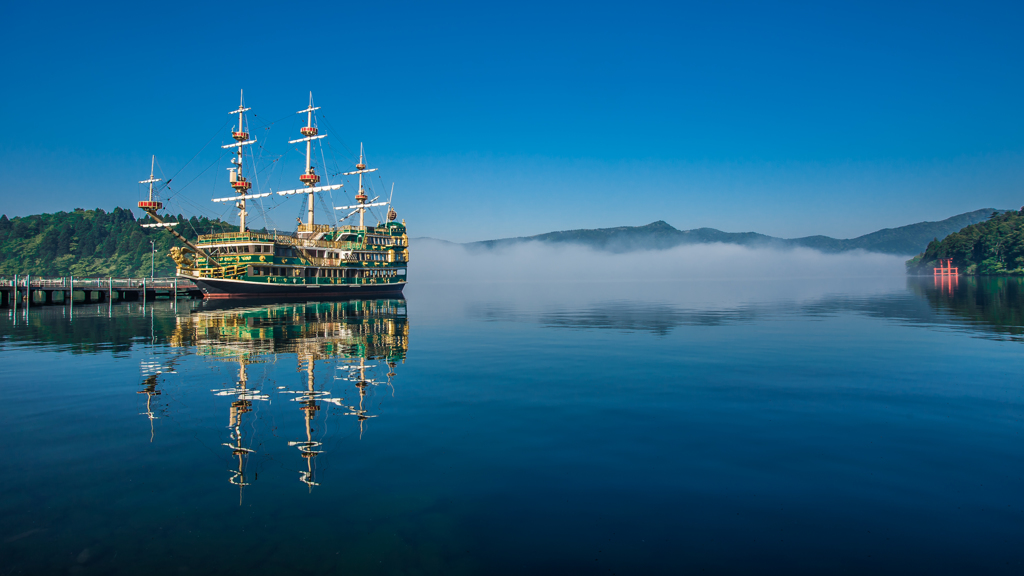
[1,0,1022,242]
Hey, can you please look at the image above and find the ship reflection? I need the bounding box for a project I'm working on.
[168,299,408,497]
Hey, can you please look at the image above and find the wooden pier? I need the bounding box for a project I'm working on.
[0,276,202,308]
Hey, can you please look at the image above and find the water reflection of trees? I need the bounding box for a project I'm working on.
[906,276,1024,338]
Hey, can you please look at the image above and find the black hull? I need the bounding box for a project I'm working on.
[187,276,406,300]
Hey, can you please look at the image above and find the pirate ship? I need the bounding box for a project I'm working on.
[138,92,408,300]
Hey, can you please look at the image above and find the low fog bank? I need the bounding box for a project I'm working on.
[404,240,910,320]
[410,239,906,283]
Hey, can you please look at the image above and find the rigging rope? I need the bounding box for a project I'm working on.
[157,118,231,196]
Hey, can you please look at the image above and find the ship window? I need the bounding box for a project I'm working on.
[397,269,406,276]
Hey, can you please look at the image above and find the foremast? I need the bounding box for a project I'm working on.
[222,92,258,231]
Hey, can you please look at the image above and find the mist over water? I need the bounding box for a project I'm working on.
[406,240,911,320]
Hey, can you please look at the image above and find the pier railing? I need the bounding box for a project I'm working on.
[0,277,196,289]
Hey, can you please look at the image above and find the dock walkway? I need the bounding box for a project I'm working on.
[0,276,201,307]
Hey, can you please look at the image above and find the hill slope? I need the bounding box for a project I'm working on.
[470,209,1000,256]
[906,210,1024,275]
[0,208,236,277]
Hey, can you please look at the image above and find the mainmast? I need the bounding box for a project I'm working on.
[221,91,258,231]
[300,94,319,228]
[277,93,343,236]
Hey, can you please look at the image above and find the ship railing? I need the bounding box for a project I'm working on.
[196,233,364,252]
[297,223,333,234]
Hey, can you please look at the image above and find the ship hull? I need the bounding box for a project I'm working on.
[186,276,406,300]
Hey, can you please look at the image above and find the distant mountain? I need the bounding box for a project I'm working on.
[467,209,1002,256]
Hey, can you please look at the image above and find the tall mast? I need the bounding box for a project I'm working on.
[357,144,367,227]
[299,93,320,228]
[277,94,342,236]
[221,90,257,231]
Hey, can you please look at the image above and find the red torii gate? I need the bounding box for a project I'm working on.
[933,258,958,276]
[933,258,958,294]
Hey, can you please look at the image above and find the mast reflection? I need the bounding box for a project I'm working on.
[138,357,177,442]
[170,299,408,494]
[211,353,269,502]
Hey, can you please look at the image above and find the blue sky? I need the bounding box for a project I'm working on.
[1,0,1022,241]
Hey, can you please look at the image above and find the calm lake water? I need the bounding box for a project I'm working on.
[1,275,1022,575]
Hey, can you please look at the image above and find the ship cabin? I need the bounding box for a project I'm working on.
[183,221,409,286]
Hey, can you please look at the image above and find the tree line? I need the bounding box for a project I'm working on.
[0,208,236,277]
[906,209,1024,275]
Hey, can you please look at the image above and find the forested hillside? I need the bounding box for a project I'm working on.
[0,208,236,277]
[906,210,1024,275]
